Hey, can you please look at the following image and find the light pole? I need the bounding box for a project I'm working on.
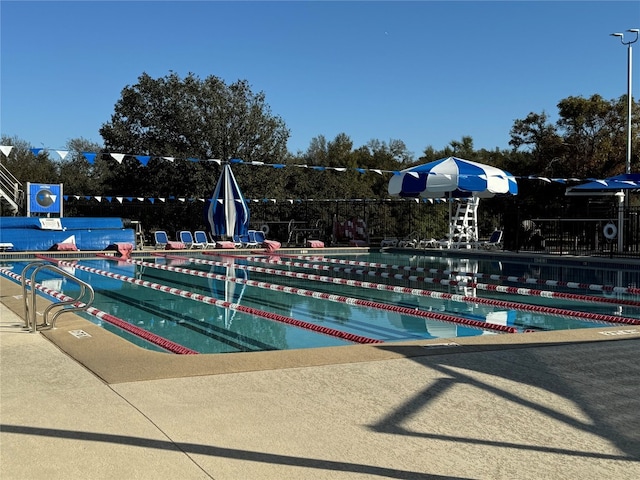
[610,29,639,174]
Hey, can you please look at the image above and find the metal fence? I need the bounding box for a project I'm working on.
[40,193,640,257]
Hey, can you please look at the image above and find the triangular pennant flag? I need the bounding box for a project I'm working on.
[137,197,144,202]
[125,197,133,202]
[158,197,166,202]
[208,158,222,164]
[82,152,97,164]
[55,150,68,160]
[135,155,151,166]
[149,198,155,204]
[95,196,102,202]
[116,197,123,203]
[0,145,14,157]
[105,197,112,202]
[111,153,126,163]
[30,148,43,156]
[187,157,198,163]
[162,156,175,162]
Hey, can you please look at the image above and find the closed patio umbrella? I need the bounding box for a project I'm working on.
[206,164,250,240]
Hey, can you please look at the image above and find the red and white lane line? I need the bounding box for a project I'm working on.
[36,255,381,345]
[279,253,640,296]
[0,267,198,355]
[193,254,639,327]
[219,254,640,309]
[143,254,518,334]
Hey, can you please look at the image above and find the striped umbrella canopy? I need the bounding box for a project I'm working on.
[206,164,250,239]
[388,156,518,198]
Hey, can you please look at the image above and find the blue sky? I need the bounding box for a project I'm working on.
[1,1,639,159]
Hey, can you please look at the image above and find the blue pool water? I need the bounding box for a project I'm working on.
[3,251,640,354]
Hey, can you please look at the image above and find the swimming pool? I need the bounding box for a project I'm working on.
[3,251,640,354]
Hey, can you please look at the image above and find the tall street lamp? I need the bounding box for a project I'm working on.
[611,29,639,174]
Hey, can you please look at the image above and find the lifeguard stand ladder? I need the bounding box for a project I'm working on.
[449,197,479,248]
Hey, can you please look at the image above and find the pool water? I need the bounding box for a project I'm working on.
[3,252,640,354]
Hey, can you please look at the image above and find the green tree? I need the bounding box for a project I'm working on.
[0,136,59,183]
[58,138,108,196]
[99,71,290,198]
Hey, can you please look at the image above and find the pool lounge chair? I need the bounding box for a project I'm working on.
[242,231,260,248]
[249,229,264,246]
[154,231,186,250]
[380,237,398,248]
[475,230,503,250]
[398,231,419,248]
[178,230,205,249]
[232,235,244,248]
[154,231,169,249]
[194,230,216,249]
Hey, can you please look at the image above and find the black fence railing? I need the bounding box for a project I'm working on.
[49,194,640,257]
[509,206,640,257]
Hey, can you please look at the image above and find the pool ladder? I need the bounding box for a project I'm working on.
[21,261,95,333]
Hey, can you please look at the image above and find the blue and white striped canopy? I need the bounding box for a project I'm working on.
[388,156,518,198]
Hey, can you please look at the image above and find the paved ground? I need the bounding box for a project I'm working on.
[2,276,640,479]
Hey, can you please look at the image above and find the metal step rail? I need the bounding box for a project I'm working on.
[0,161,24,215]
[20,261,95,332]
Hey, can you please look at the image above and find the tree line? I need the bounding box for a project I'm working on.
[2,71,638,241]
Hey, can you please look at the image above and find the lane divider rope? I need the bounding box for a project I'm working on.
[0,267,198,355]
[37,255,381,345]
[203,252,640,326]
[150,254,517,333]
[280,253,640,296]
[232,255,640,308]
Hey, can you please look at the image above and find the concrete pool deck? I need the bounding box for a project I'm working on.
[2,274,640,479]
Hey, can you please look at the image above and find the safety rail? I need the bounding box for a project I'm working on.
[0,161,24,215]
[21,261,95,332]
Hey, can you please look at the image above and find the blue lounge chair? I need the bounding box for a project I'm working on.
[475,230,503,250]
[194,230,216,249]
[251,229,266,246]
[154,231,169,249]
[178,231,204,249]
[240,231,259,248]
[232,234,244,248]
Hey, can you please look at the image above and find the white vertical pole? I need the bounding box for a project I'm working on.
[617,191,625,252]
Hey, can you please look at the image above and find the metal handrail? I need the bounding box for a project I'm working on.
[21,261,95,332]
[0,162,24,214]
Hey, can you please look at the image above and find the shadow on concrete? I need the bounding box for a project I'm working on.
[373,340,640,461]
[0,424,471,480]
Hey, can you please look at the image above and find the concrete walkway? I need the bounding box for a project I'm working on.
[2,295,640,479]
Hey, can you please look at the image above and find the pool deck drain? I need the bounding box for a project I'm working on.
[2,275,640,479]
